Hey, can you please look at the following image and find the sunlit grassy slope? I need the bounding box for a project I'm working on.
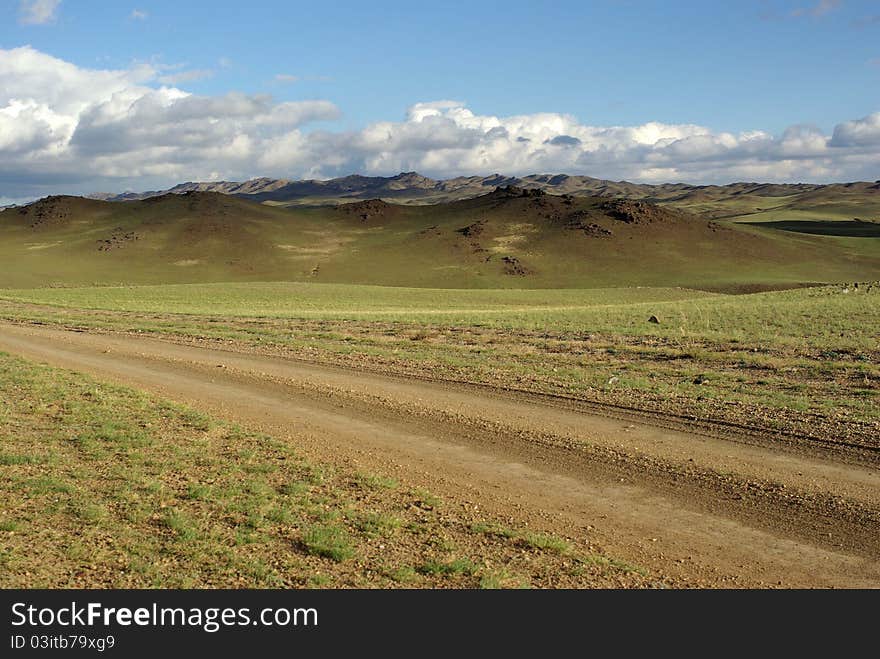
[1,190,877,290]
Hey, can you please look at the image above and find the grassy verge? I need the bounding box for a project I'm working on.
[0,352,649,588]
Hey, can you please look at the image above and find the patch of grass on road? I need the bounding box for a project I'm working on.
[417,557,479,577]
[301,524,355,562]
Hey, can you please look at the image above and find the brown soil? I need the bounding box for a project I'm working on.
[0,322,878,588]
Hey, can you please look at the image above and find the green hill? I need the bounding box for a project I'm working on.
[1,187,878,290]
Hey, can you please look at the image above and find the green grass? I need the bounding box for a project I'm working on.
[0,453,48,465]
[0,187,877,468]
[353,472,399,490]
[351,512,402,538]
[744,220,880,238]
[0,281,714,317]
[471,523,572,554]
[0,281,877,429]
[300,524,355,562]
[725,195,880,225]
[1,189,877,290]
[411,488,441,509]
[162,509,200,542]
[417,557,480,577]
[479,570,530,589]
[3,351,649,588]
[470,522,518,539]
[0,282,876,353]
[522,532,571,554]
[386,566,419,584]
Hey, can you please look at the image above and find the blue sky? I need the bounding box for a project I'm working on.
[1,0,879,199]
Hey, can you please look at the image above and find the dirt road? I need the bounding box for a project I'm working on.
[1,321,878,588]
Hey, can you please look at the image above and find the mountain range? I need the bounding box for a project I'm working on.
[89,172,880,220]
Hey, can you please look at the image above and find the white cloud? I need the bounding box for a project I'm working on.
[18,0,61,25]
[830,112,880,146]
[275,74,299,83]
[0,46,878,198]
[0,46,338,194]
[130,9,148,20]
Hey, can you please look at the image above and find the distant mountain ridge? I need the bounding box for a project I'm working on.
[91,172,880,208]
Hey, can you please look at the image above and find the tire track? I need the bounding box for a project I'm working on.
[1,321,878,587]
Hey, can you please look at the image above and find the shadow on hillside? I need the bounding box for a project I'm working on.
[751,220,880,238]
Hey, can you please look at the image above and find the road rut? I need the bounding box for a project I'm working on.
[1,322,878,588]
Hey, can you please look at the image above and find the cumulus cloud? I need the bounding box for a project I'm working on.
[1,46,879,198]
[130,9,148,20]
[18,0,61,25]
[0,46,338,194]
[830,112,880,146]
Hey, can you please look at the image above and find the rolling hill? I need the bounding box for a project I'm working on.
[2,186,878,290]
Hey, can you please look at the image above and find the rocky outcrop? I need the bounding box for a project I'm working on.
[337,198,396,222]
[600,199,681,224]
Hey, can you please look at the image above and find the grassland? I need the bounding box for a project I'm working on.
[2,190,878,290]
[0,351,650,588]
[1,282,877,439]
[2,182,877,590]
[0,282,715,319]
[668,185,880,224]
